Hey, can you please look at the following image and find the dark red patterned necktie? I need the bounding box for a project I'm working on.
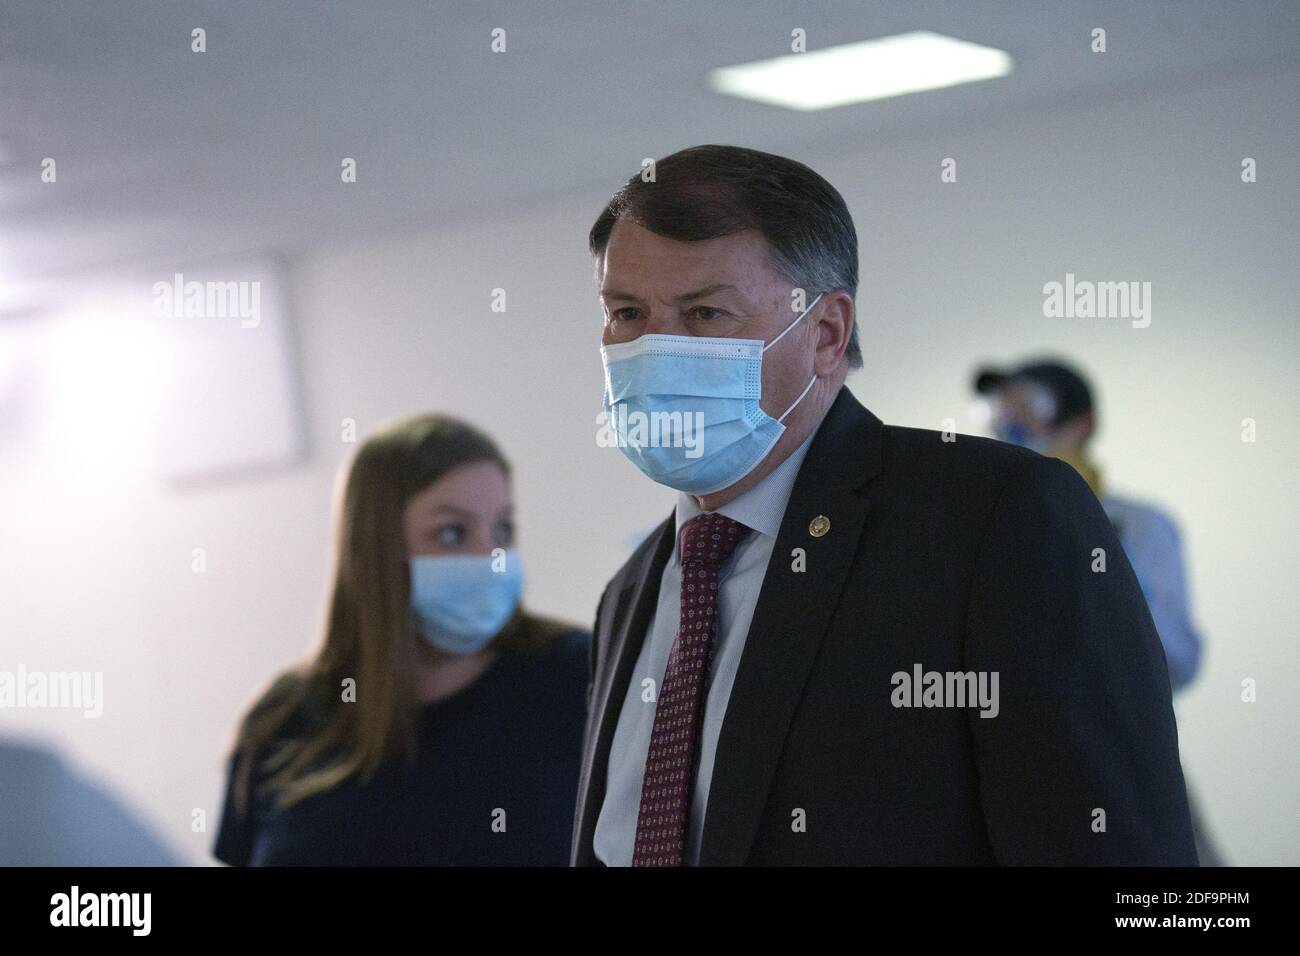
[632,511,749,866]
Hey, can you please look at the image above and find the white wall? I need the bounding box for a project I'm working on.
[1,65,1295,864]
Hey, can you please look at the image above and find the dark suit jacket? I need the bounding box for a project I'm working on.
[572,385,1198,865]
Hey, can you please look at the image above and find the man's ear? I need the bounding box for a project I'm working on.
[1057,411,1095,447]
[813,290,853,375]
[1078,411,1096,442]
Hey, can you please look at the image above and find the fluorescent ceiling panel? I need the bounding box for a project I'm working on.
[708,30,1014,111]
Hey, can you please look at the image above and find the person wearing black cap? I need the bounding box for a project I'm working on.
[974,361,1097,479]
[973,358,1201,687]
[974,357,1222,864]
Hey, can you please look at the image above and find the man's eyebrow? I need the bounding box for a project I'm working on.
[599,284,747,303]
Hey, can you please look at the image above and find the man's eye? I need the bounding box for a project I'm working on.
[609,306,723,322]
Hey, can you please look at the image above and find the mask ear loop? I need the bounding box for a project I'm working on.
[762,292,824,353]
[778,375,817,423]
[765,292,824,423]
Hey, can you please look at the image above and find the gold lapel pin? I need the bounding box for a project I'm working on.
[808,515,830,538]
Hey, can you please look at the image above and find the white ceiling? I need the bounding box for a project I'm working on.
[1,0,1297,293]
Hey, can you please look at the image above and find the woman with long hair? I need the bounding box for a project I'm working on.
[213,414,589,865]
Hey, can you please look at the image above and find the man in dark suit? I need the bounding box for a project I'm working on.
[574,144,1197,866]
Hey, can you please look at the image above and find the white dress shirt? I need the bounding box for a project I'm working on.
[592,429,818,865]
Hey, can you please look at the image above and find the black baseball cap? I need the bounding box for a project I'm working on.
[973,358,1094,427]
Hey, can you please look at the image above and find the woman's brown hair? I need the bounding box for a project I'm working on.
[227,413,570,814]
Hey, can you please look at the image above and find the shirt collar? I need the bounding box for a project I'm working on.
[674,427,819,542]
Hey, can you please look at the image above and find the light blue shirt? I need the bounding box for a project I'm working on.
[593,430,818,866]
[1102,493,1202,691]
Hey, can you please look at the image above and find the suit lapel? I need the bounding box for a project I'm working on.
[572,513,676,864]
[698,386,884,865]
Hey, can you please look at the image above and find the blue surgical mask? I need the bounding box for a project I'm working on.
[409,549,523,654]
[994,418,1052,454]
[996,420,1037,449]
[600,292,823,495]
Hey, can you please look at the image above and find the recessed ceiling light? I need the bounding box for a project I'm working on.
[708,30,1013,111]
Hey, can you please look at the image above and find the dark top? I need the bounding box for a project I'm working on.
[214,630,590,866]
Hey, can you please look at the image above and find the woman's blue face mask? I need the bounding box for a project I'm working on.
[409,548,523,654]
